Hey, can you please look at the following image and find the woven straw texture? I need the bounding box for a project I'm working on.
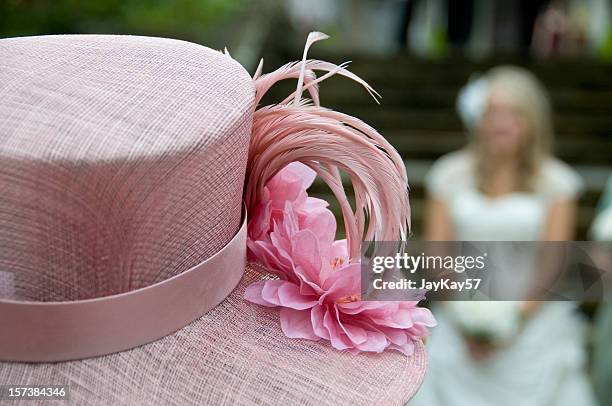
[0,35,255,301]
[0,265,427,406]
[0,34,427,404]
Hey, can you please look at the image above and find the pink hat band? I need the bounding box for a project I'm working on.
[0,214,246,362]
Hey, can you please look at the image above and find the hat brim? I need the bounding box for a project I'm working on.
[0,265,427,405]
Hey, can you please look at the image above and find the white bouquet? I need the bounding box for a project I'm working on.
[447,301,522,344]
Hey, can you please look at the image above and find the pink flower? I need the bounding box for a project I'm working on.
[247,162,336,281]
[245,163,436,355]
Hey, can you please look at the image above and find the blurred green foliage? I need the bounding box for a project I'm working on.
[0,0,247,44]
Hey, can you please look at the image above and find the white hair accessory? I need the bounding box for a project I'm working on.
[456,74,489,130]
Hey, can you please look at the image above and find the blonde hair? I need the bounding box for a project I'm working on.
[474,66,553,192]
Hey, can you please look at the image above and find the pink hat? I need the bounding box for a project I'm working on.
[0,33,434,405]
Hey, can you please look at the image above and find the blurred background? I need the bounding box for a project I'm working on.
[2,1,611,404]
[2,0,610,240]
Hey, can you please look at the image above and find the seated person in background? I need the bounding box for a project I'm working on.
[411,66,596,406]
[590,176,612,406]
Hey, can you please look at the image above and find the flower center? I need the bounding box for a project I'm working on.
[336,294,360,304]
[330,257,345,271]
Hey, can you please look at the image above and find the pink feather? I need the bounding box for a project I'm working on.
[246,32,410,262]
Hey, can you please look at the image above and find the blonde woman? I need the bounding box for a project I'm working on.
[411,67,596,405]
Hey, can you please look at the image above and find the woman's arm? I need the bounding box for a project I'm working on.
[523,198,579,315]
[541,198,578,241]
[424,197,455,241]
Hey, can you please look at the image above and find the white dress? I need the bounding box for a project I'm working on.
[410,150,596,406]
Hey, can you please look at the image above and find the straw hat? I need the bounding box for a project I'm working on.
[0,33,432,405]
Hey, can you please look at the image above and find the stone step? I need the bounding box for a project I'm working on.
[324,106,612,137]
[302,52,612,89]
[265,79,612,114]
[385,131,612,165]
[319,83,612,115]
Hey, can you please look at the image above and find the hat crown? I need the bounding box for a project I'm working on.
[0,35,255,301]
[0,34,255,161]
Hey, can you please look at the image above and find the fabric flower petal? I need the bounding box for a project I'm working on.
[310,304,330,340]
[280,307,319,340]
[409,306,438,327]
[323,306,352,351]
[244,281,279,307]
[278,282,318,310]
[260,280,286,306]
[320,263,360,302]
[389,339,415,356]
[355,331,388,353]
